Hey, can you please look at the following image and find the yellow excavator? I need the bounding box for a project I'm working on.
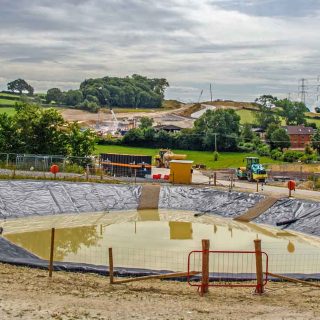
[155,149,187,168]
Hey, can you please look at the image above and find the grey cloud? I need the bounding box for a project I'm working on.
[0,0,320,105]
[211,0,320,18]
[0,43,74,63]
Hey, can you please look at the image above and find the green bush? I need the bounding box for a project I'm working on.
[282,150,304,162]
[270,149,283,161]
[63,163,85,174]
[237,142,254,152]
[213,151,219,161]
[299,153,317,164]
[256,144,270,157]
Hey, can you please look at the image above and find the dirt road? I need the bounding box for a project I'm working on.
[61,103,194,129]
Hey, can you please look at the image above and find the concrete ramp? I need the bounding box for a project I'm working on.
[138,184,161,209]
[234,196,280,222]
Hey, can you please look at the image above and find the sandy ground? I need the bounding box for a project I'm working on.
[61,104,194,129]
[1,263,320,320]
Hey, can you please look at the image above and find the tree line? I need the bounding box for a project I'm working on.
[46,74,169,112]
[5,75,169,112]
[0,103,96,161]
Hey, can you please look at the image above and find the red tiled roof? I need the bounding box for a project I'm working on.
[283,126,314,135]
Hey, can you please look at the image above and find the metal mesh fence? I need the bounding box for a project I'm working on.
[4,226,320,281]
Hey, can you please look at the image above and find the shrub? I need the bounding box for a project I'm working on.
[270,149,283,161]
[213,151,219,161]
[282,150,304,162]
[300,153,317,164]
[237,142,254,152]
[256,144,270,157]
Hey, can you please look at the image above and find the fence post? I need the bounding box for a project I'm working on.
[109,247,114,284]
[256,179,259,192]
[49,228,55,278]
[201,239,210,296]
[254,239,264,294]
[86,165,89,181]
[12,164,16,179]
[213,172,217,186]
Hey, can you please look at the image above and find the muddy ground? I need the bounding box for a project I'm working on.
[0,263,320,320]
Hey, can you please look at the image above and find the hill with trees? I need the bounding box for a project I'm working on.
[45,74,169,112]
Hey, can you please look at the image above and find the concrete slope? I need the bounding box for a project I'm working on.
[138,184,161,209]
[234,196,280,222]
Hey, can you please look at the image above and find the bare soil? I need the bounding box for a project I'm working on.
[1,263,320,320]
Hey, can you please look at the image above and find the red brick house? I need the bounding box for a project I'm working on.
[283,125,315,149]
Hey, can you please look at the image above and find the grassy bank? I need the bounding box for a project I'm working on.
[0,107,16,116]
[95,145,280,169]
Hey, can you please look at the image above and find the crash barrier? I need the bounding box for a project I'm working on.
[187,239,268,295]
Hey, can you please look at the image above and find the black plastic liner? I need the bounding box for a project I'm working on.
[160,186,265,217]
[0,181,141,219]
[254,198,320,236]
[1,237,320,281]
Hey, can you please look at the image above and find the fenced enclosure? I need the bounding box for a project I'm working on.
[3,224,320,296]
[0,153,94,172]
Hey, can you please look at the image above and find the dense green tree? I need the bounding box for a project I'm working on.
[46,88,64,104]
[311,128,320,154]
[0,113,20,152]
[139,116,154,129]
[14,103,67,154]
[276,99,308,125]
[80,74,168,108]
[155,130,172,148]
[122,128,145,146]
[270,128,291,150]
[64,90,84,106]
[194,109,240,151]
[265,123,280,142]
[241,123,254,142]
[0,103,97,158]
[254,95,280,129]
[66,122,97,160]
[7,79,34,95]
[315,107,320,113]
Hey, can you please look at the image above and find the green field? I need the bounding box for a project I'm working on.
[0,93,19,98]
[95,145,280,169]
[0,99,18,106]
[235,109,256,124]
[0,107,16,116]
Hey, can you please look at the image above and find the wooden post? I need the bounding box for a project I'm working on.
[254,239,264,294]
[86,165,89,181]
[201,239,210,295]
[213,172,217,186]
[48,228,55,278]
[256,179,259,192]
[108,247,114,284]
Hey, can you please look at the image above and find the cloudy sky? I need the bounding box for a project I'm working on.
[1,0,320,104]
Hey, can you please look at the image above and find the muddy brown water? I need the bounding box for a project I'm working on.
[2,210,320,274]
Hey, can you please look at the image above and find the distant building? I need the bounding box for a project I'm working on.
[283,125,315,149]
[153,124,182,133]
[251,127,266,140]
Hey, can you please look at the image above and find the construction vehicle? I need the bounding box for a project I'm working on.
[155,149,187,168]
[236,157,267,182]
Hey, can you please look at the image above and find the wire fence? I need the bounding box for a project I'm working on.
[4,226,320,282]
